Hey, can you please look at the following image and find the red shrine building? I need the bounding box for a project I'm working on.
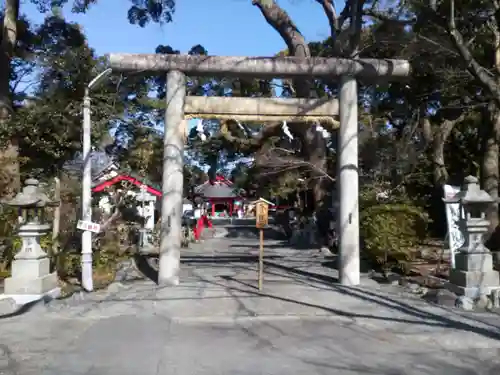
[92,173,162,197]
[92,163,240,219]
[194,175,240,217]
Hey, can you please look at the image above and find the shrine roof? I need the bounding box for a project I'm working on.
[92,170,162,197]
[126,171,161,191]
[194,175,239,199]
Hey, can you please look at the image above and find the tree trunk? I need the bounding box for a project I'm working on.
[51,176,61,256]
[431,119,456,186]
[303,124,329,209]
[421,115,459,186]
[0,0,20,195]
[253,0,329,209]
[481,104,500,235]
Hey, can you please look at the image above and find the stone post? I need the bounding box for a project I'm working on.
[338,74,360,286]
[159,70,185,285]
[446,176,500,301]
[136,187,156,253]
[1,179,60,304]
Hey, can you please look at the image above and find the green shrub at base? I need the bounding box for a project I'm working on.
[360,190,429,276]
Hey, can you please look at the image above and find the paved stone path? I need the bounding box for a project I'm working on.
[2,230,500,374]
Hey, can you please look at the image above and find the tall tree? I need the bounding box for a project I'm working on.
[367,0,500,232]
[0,0,21,193]
[0,0,178,195]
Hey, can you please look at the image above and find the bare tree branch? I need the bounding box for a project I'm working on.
[252,0,310,98]
[347,0,366,57]
[486,7,500,75]
[363,9,416,25]
[420,104,469,185]
[98,207,122,233]
[446,0,500,107]
[219,119,282,148]
[258,146,335,182]
[315,0,351,55]
[92,185,131,244]
[316,0,339,36]
[252,0,309,59]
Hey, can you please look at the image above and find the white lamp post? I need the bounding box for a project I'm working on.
[81,68,112,292]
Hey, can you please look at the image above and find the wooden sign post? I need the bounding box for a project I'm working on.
[254,198,272,291]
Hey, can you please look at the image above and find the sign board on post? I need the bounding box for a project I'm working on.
[77,220,101,234]
[256,202,269,229]
[251,198,274,291]
[253,197,273,229]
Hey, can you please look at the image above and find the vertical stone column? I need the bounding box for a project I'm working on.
[159,70,186,285]
[338,75,360,286]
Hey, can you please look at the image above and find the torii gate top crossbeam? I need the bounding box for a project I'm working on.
[107,54,411,80]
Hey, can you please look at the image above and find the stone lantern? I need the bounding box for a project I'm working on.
[2,179,60,303]
[445,176,499,300]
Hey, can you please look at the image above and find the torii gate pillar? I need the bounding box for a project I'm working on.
[158,69,186,285]
[338,75,359,285]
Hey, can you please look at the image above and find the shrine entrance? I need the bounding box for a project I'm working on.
[108,53,410,287]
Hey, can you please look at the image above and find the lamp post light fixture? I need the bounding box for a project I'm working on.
[82,68,112,292]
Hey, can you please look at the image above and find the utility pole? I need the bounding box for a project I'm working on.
[81,68,112,292]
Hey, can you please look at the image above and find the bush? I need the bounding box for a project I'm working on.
[360,185,429,275]
[54,177,138,284]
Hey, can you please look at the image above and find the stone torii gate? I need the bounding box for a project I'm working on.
[108,53,410,286]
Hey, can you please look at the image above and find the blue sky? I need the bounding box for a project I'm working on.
[22,0,334,133]
[22,0,335,171]
[23,0,332,56]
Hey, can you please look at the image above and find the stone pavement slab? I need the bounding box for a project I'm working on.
[2,273,500,375]
[3,233,500,374]
[2,313,500,375]
[163,319,500,375]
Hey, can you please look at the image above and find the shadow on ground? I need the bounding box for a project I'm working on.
[204,272,500,342]
[5,251,500,374]
[0,298,49,320]
[223,225,287,241]
[6,228,500,352]
[103,250,500,345]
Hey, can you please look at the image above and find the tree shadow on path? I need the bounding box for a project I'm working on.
[257,259,500,341]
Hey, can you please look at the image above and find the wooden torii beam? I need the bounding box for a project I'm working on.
[107,53,411,287]
[184,96,340,124]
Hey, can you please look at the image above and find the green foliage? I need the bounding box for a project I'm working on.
[2,14,117,179]
[184,164,208,196]
[127,0,175,26]
[360,186,429,274]
[0,207,21,275]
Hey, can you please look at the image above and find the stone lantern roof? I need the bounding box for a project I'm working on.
[2,179,58,208]
[443,176,493,205]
